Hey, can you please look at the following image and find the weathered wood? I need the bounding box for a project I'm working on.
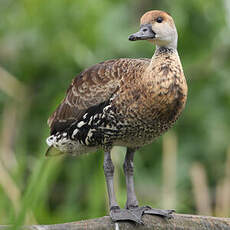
[1,213,230,230]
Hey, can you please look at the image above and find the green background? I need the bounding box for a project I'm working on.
[0,0,230,226]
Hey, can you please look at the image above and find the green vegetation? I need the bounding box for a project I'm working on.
[0,0,230,226]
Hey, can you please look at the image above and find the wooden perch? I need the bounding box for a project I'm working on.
[1,213,230,230]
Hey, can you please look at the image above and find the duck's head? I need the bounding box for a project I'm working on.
[129,10,178,49]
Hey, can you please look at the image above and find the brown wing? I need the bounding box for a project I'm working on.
[48,58,150,134]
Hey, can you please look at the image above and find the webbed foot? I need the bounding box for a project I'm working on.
[110,205,175,224]
[143,205,175,218]
[110,206,145,224]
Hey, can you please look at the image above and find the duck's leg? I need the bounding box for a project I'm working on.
[104,148,174,224]
[123,148,175,222]
[123,148,139,209]
[104,149,143,224]
[103,150,119,210]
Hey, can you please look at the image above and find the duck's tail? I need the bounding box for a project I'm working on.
[45,146,64,156]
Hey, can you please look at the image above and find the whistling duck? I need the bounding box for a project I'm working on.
[46,10,187,223]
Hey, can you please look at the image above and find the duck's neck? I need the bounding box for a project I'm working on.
[154,46,177,55]
[155,31,178,50]
[149,46,178,65]
[143,45,181,82]
[146,45,180,74]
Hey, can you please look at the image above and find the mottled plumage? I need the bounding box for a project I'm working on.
[47,47,186,154]
[46,10,188,223]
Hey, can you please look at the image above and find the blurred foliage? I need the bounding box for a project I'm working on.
[0,0,230,226]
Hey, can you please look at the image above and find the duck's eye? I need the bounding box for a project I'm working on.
[156,17,163,23]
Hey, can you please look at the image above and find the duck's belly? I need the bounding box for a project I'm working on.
[108,90,186,147]
[111,114,178,148]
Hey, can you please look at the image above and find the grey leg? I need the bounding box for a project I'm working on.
[123,148,139,209]
[104,148,174,224]
[122,148,174,222]
[103,150,119,209]
[104,149,143,224]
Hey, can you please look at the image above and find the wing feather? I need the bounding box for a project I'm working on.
[48,58,150,134]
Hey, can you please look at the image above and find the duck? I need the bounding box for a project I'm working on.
[46,10,187,223]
